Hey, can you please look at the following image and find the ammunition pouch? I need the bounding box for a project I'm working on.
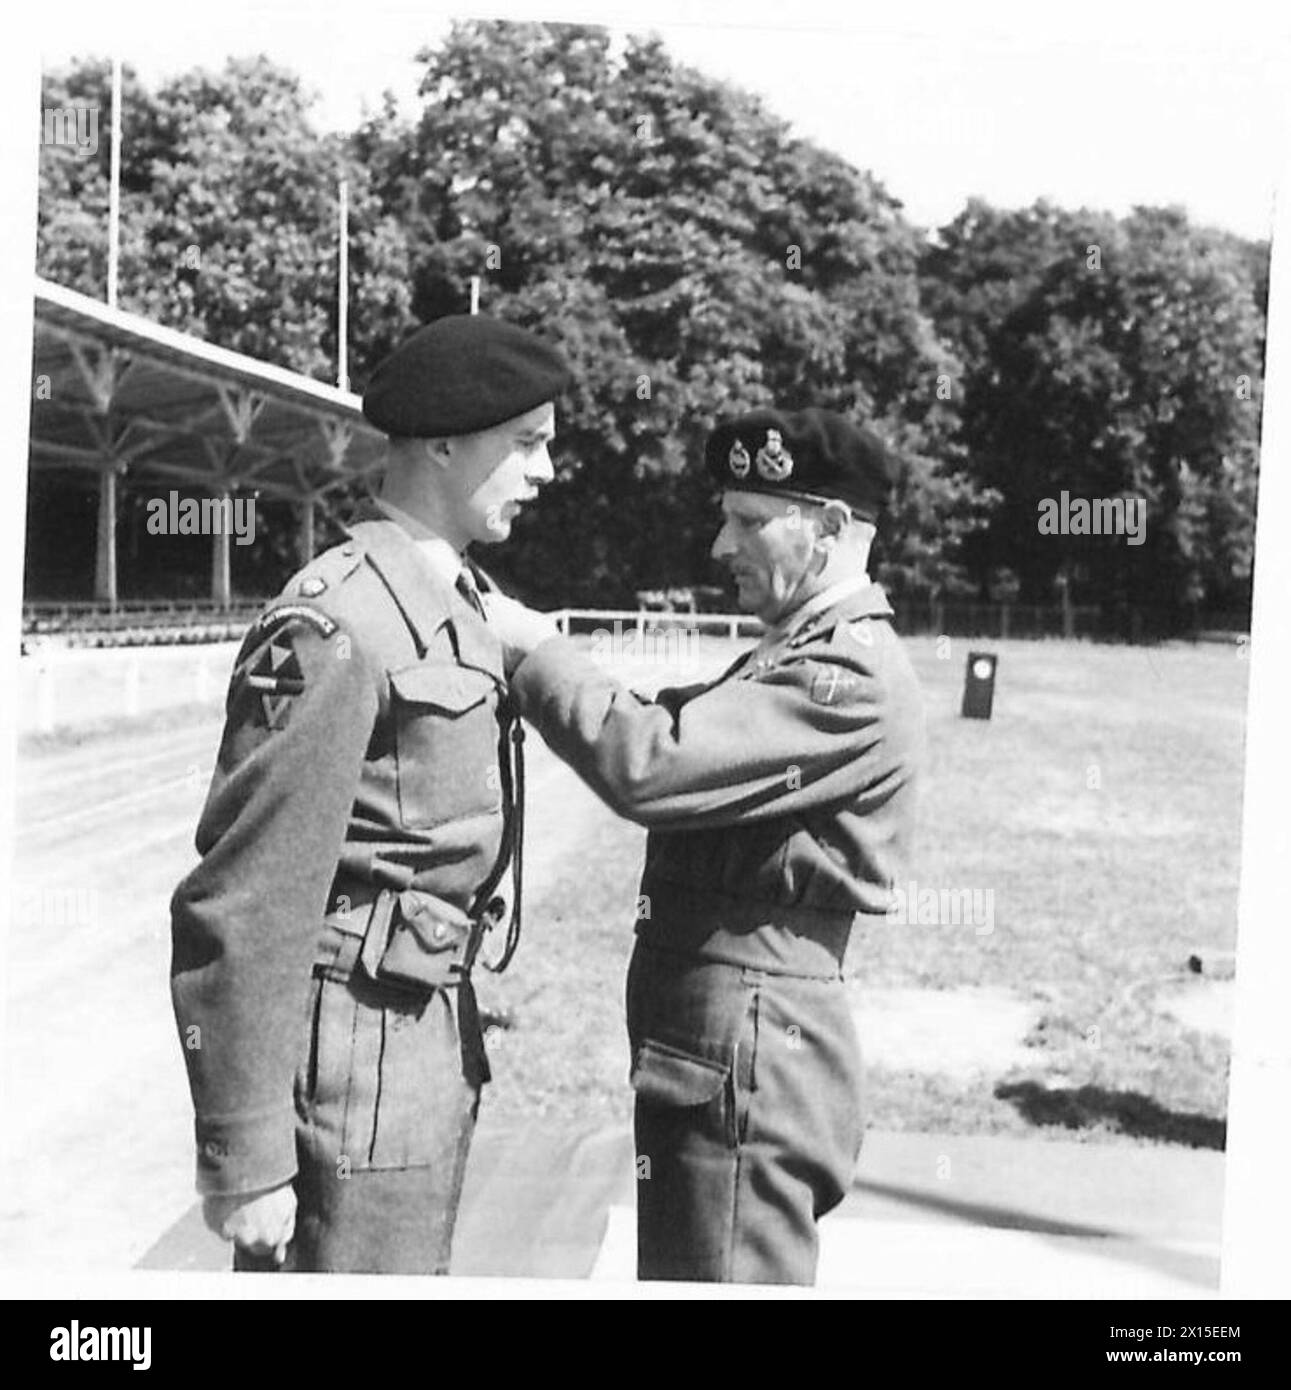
[324,882,503,992]
[364,888,497,992]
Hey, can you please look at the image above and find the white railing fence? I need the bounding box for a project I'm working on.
[552,608,764,641]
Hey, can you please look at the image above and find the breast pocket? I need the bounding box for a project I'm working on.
[389,662,502,829]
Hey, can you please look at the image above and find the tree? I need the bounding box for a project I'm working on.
[366,20,991,604]
[40,56,414,380]
[922,199,1267,628]
[38,34,1000,607]
[36,57,416,596]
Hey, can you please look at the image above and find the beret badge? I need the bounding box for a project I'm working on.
[756,429,794,481]
[728,438,752,478]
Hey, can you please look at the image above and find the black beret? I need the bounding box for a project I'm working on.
[362,314,573,438]
[704,407,899,524]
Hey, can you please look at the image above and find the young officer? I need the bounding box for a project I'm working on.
[487,408,925,1284]
[170,315,571,1273]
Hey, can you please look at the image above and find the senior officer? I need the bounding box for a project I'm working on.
[486,408,924,1285]
[170,314,571,1273]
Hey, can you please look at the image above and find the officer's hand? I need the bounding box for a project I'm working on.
[483,593,560,673]
[203,1183,297,1264]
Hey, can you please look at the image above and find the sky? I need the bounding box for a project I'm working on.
[28,0,1291,242]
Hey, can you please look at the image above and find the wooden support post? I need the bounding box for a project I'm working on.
[211,490,231,608]
[94,468,118,609]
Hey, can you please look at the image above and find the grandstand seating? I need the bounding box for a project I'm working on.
[22,599,264,650]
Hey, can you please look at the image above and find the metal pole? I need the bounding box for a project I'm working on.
[337,179,349,389]
[107,57,122,307]
[469,275,480,315]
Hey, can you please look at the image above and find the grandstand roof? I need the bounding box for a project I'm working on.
[31,278,387,500]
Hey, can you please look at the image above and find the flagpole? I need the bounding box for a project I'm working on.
[337,178,349,389]
[107,57,121,307]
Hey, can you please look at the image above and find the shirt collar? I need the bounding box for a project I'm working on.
[371,498,467,591]
[759,573,873,651]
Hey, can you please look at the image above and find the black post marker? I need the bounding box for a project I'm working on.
[961,650,998,720]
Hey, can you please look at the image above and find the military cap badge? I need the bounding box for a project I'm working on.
[729,438,752,478]
[756,429,794,481]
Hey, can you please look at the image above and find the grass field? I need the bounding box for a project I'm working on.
[473,634,1249,1148]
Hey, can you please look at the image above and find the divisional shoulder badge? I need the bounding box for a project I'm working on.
[245,629,307,730]
[756,429,794,481]
[728,438,752,479]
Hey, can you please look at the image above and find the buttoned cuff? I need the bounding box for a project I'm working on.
[193,1106,298,1197]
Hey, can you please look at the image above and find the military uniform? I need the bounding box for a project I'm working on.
[170,310,569,1274]
[510,407,924,1284]
[170,505,520,1273]
[513,581,921,1282]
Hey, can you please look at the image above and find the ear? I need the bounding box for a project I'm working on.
[423,438,453,470]
[817,500,852,549]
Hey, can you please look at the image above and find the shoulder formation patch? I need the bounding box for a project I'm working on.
[809,664,863,706]
[847,617,876,647]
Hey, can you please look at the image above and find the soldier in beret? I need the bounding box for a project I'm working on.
[487,406,925,1284]
[170,314,572,1273]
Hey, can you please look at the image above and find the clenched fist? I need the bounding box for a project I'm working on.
[204,1182,297,1266]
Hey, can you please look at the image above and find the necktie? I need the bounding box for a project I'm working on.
[456,568,486,619]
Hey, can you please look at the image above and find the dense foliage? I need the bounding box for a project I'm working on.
[35,24,1267,626]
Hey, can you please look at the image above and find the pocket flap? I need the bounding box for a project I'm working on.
[629,1039,728,1106]
[389,662,492,714]
[397,889,474,949]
